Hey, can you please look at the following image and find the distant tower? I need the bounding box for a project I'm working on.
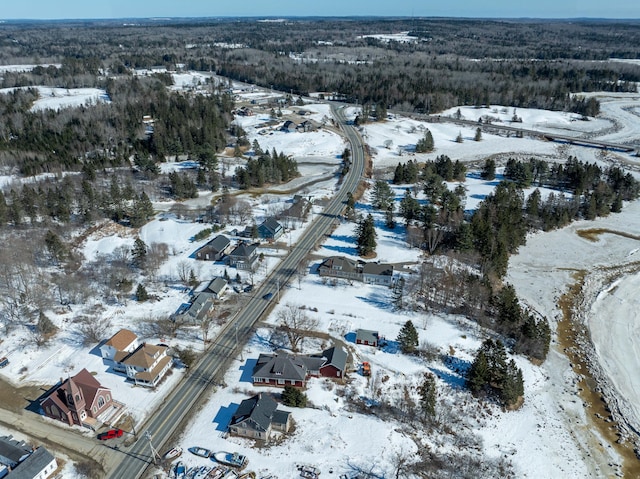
[65,376,86,425]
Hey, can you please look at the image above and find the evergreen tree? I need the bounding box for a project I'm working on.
[474,127,483,141]
[496,284,522,324]
[481,158,496,180]
[397,320,419,354]
[372,180,394,211]
[455,131,464,143]
[0,190,7,226]
[136,283,149,302]
[131,238,148,269]
[399,189,420,226]
[468,350,490,394]
[44,230,67,264]
[130,192,155,228]
[188,269,198,288]
[281,385,308,407]
[417,372,437,419]
[415,129,435,153]
[385,205,396,229]
[356,214,377,256]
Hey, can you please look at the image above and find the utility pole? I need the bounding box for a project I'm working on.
[276,278,280,302]
[145,431,161,465]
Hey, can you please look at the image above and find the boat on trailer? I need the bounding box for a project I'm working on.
[163,446,183,461]
[189,446,212,458]
[212,451,248,469]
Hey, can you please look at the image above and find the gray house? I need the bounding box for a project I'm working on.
[356,329,379,347]
[195,235,232,261]
[228,243,259,271]
[0,435,57,479]
[318,256,394,285]
[204,277,228,299]
[175,293,215,325]
[228,393,291,441]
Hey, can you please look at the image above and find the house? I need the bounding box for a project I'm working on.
[258,218,284,241]
[204,277,228,300]
[356,329,379,347]
[40,369,119,428]
[362,262,394,286]
[0,436,57,479]
[318,256,361,282]
[280,120,297,132]
[113,344,172,388]
[195,235,232,261]
[100,329,139,361]
[252,346,348,387]
[175,293,215,325]
[228,242,259,271]
[316,346,348,379]
[279,197,311,226]
[228,393,291,441]
[296,120,317,133]
[318,256,394,285]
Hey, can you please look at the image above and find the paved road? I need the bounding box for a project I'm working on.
[106,105,364,479]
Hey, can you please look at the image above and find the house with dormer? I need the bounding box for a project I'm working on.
[228,242,259,271]
[318,256,394,286]
[252,346,348,388]
[40,369,119,429]
[114,344,172,388]
[228,393,291,441]
[0,436,57,479]
[195,235,232,261]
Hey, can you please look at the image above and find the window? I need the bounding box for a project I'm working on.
[97,396,105,409]
[277,379,285,385]
[93,406,97,413]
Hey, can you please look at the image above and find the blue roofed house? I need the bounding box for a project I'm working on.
[258,218,284,241]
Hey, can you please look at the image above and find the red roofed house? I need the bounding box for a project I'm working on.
[40,369,117,428]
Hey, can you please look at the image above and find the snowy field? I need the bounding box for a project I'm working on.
[0,85,110,111]
[1,74,640,477]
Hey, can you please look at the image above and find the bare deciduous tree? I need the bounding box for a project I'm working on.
[76,316,108,346]
[276,303,318,352]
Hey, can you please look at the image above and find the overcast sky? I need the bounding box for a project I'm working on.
[1,0,639,20]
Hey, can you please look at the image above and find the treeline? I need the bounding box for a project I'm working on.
[0,75,232,176]
[235,149,299,189]
[0,173,155,228]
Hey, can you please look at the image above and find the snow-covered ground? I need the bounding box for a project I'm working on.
[0,86,110,111]
[1,82,640,477]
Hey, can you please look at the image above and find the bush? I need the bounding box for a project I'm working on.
[281,385,307,407]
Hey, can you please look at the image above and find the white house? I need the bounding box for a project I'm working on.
[100,329,139,361]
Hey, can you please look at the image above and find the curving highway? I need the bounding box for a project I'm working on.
[106,105,364,479]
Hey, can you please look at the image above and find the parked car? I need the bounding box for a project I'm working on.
[244,285,253,293]
[0,357,8,368]
[98,428,124,440]
[262,292,273,300]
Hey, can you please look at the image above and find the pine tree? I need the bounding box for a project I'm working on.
[415,129,434,153]
[397,320,419,354]
[385,205,396,229]
[474,127,483,141]
[131,238,148,269]
[136,283,149,302]
[356,214,377,256]
[468,350,490,394]
[281,385,308,407]
[417,372,437,419]
[481,158,496,180]
[372,180,394,211]
[188,269,198,288]
[44,230,67,264]
[455,131,464,143]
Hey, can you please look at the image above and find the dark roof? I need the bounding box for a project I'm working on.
[319,256,360,273]
[259,217,283,236]
[9,447,56,479]
[230,243,257,258]
[320,346,347,372]
[272,409,291,426]
[0,435,30,467]
[230,393,279,432]
[356,329,379,343]
[205,277,228,296]
[206,235,230,252]
[362,262,394,276]
[253,353,307,382]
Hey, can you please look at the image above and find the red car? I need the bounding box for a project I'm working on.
[98,428,124,440]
